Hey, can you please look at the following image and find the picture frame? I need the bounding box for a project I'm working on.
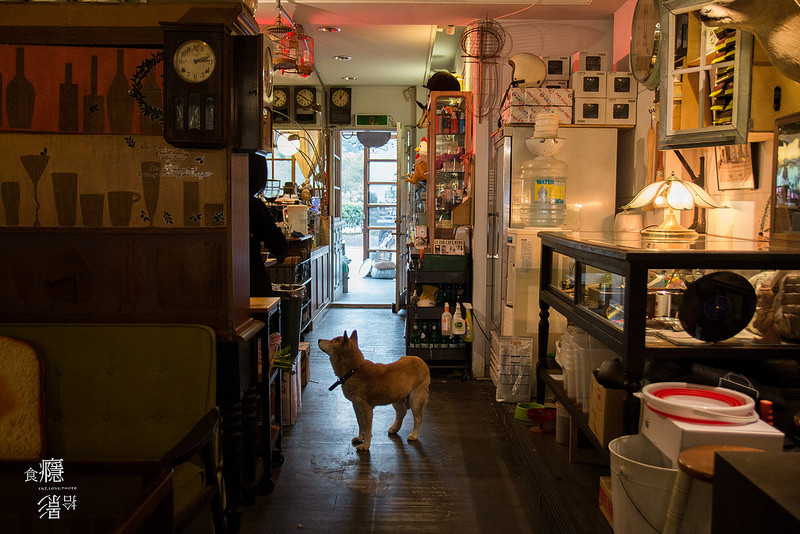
[715,143,755,190]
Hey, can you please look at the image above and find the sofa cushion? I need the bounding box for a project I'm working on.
[0,336,45,459]
[0,324,216,459]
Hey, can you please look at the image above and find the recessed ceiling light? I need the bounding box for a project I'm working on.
[333,55,351,61]
[318,26,341,32]
[342,76,357,80]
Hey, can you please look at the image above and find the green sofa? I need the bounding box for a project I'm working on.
[0,323,224,533]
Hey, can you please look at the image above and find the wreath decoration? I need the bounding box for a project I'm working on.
[129,51,165,125]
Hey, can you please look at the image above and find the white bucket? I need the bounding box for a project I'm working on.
[608,434,711,534]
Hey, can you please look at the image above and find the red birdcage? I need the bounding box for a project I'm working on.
[288,25,314,77]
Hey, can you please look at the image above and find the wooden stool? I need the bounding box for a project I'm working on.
[662,445,764,534]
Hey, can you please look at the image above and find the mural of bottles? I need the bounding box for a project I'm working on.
[1,45,163,134]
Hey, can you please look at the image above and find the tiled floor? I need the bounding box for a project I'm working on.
[240,308,556,533]
[334,273,396,307]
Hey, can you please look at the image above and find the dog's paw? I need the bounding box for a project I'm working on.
[406,432,419,442]
[355,443,370,452]
[351,436,364,445]
[387,426,400,435]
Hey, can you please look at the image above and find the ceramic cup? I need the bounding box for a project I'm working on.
[108,190,141,227]
[80,193,105,227]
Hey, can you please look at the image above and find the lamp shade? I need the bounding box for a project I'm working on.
[622,172,726,241]
[622,172,726,211]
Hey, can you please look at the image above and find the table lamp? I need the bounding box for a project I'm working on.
[621,172,725,241]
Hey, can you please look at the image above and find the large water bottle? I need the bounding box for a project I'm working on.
[518,137,568,227]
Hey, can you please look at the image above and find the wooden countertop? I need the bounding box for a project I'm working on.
[250,296,280,314]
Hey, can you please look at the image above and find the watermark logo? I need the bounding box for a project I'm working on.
[24,459,77,521]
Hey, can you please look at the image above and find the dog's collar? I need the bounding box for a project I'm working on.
[328,368,357,391]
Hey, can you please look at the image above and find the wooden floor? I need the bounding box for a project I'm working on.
[240,308,610,533]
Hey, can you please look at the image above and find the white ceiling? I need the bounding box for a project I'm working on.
[254,0,629,87]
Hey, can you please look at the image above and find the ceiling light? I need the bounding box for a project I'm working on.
[318,26,341,32]
[333,55,351,61]
[342,76,357,80]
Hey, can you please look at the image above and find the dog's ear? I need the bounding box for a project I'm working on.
[351,330,358,343]
[342,330,348,342]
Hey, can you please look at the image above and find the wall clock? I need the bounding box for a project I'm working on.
[630,0,662,91]
[162,23,232,148]
[272,86,290,123]
[328,87,352,125]
[293,86,317,123]
[233,33,271,152]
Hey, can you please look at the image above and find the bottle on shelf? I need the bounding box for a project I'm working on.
[410,323,420,348]
[430,322,441,349]
[463,303,474,343]
[441,303,452,336]
[419,321,429,349]
[452,303,466,336]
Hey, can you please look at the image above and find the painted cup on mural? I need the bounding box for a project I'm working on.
[140,161,160,225]
[80,193,104,227]
[51,172,78,226]
[108,190,141,227]
[1,181,20,226]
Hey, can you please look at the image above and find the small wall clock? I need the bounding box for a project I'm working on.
[293,86,317,124]
[328,87,352,125]
[630,0,662,91]
[162,23,232,148]
[272,86,291,123]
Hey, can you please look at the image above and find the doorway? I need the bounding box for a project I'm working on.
[334,130,397,307]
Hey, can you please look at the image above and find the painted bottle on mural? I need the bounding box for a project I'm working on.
[6,47,35,129]
[107,48,134,133]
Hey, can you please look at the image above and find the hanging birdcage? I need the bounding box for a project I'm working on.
[293,26,315,77]
[265,14,296,70]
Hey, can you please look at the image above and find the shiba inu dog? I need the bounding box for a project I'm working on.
[318,330,430,452]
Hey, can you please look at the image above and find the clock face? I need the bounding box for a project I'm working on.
[174,39,216,83]
[296,88,315,108]
[273,88,288,109]
[332,88,350,107]
[630,0,662,90]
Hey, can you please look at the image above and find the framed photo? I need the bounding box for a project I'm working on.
[715,143,755,190]
[433,239,464,255]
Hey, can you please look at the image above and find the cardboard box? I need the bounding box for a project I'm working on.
[507,87,530,107]
[526,88,573,107]
[588,373,625,446]
[640,401,785,468]
[500,105,533,125]
[574,98,606,124]
[281,359,302,426]
[299,341,311,387]
[543,55,570,80]
[598,476,613,528]
[452,196,472,226]
[571,71,607,98]
[571,51,608,73]
[607,72,637,98]
[606,98,637,125]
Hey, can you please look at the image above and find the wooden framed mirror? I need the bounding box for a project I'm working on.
[659,0,754,149]
[770,111,800,245]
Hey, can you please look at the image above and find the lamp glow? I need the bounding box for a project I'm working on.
[622,172,726,241]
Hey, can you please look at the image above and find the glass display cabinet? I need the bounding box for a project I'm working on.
[425,91,473,243]
[771,111,800,246]
[535,231,800,445]
[659,0,754,149]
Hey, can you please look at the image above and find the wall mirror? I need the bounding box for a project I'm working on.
[659,0,753,149]
[770,111,800,245]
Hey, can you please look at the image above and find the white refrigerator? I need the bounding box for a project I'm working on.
[486,125,618,395]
